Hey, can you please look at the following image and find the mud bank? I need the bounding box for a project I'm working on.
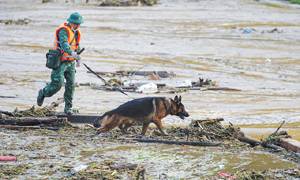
[0,126,299,179]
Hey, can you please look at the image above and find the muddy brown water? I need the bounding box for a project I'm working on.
[0,0,300,125]
[0,0,300,179]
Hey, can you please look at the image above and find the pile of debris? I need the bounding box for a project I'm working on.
[106,118,253,147]
[61,160,145,180]
[0,99,71,131]
[103,118,300,160]
[0,18,31,25]
[42,0,158,6]
[216,169,300,179]
[82,68,227,94]
[98,0,158,6]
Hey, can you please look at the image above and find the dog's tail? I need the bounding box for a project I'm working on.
[93,114,105,128]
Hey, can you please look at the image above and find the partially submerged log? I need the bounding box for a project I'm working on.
[57,113,100,124]
[279,138,300,153]
[235,131,261,147]
[261,141,284,151]
[0,116,67,126]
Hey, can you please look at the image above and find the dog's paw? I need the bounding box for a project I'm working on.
[136,134,146,139]
[161,131,169,136]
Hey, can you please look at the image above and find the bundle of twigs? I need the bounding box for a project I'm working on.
[0,98,69,130]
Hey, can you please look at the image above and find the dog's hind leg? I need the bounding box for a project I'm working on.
[118,124,128,134]
[122,122,134,134]
[141,122,150,135]
[97,126,110,133]
[153,120,168,136]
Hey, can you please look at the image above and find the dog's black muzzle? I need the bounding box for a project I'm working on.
[177,111,189,120]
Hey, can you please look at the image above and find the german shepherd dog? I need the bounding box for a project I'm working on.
[93,95,189,135]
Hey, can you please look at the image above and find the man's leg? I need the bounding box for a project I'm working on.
[64,62,76,114]
[37,64,65,106]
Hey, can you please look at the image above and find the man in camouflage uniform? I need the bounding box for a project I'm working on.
[37,12,83,115]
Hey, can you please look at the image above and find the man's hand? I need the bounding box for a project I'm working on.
[76,60,81,67]
[71,51,81,60]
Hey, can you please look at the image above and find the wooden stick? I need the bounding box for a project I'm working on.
[83,63,130,97]
[271,120,285,137]
[0,95,17,98]
[0,110,15,117]
[202,87,241,91]
[45,98,64,111]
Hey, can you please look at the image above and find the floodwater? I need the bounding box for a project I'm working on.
[0,0,300,178]
[0,0,300,125]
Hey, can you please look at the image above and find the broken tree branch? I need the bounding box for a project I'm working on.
[0,95,17,98]
[270,120,285,137]
[83,63,130,97]
[0,110,15,117]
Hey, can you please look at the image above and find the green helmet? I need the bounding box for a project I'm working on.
[67,12,83,24]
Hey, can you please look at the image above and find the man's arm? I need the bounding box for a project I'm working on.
[58,28,72,55]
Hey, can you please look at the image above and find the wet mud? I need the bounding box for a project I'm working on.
[0,125,299,179]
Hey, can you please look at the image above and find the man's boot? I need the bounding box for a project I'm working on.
[37,89,45,106]
[64,108,79,116]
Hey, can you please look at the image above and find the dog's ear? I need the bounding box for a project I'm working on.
[174,95,178,102]
[178,95,182,103]
[170,98,175,103]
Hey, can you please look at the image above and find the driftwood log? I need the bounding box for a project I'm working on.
[0,116,68,126]
[235,120,297,152]
[235,131,261,147]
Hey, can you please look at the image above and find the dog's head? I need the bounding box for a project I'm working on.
[170,95,189,119]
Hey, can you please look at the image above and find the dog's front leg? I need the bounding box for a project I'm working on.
[153,120,168,136]
[141,122,150,135]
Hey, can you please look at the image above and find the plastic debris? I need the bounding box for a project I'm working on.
[0,156,17,161]
[136,82,158,93]
[69,164,88,175]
